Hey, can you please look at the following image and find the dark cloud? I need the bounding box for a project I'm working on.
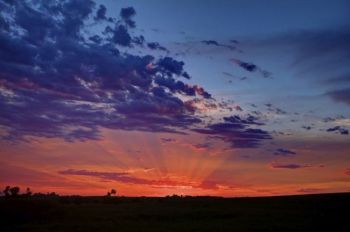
[274,148,297,156]
[271,163,310,169]
[265,104,287,115]
[95,4,107,21]
[223,115,264,126]
[157,57,185,76]
[111,24,132,46]
[154,76,210,98]
[230,58,272,78]
[302,126,312,130]
[193,116,271,149]
[201,40,220,46]
[0,0,271,150]
[201,40,235,50]
[147,42,168,52]
[231,58,257,72]
[326,126,349,135]
[0,0,214,142]
[120,7,136,28]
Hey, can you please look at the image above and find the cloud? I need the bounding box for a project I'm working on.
[265,104,287,115]
[193,115,271,149]
[147,42,168,52]
[230,58,272,78]
[95,4,107,21]
[302,126,312,130]
[111,24,132,46]
[271,163,310,169]
[273,148,297,156]
[120,7,136,28]
[0,0,216,142]
[201,40,235,50]
[326,126,349,135]
[223,115,264,126]
[0,0,271,150]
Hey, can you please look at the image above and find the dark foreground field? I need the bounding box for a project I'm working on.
[1,193,349,232]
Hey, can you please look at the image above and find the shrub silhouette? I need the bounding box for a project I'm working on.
[107,189,117,196]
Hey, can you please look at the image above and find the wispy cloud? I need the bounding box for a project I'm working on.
[271,163,310,169]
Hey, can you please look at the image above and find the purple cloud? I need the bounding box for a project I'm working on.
[274,148,297,156]
[271,163,311,169]
[193,115,271,149]
[0,0,271,150]
[0,0,214,142]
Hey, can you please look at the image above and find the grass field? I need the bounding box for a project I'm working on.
[1,193,349,231]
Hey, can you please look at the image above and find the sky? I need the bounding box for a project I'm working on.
[0,0,350,197]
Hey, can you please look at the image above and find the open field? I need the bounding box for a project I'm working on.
[0,192,349,231]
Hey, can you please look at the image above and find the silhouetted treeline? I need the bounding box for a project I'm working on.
[1,186,119,198]
[2,186,58,198]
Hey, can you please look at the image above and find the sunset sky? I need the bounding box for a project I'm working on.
[1,0,350,197]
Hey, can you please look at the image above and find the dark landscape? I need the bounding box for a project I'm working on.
[1,192,349,232]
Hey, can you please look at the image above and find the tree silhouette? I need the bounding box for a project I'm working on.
[9,186,20,196]
[3,186,21,197]
[3,186,10,197]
